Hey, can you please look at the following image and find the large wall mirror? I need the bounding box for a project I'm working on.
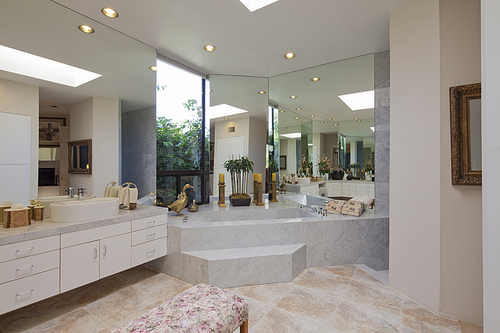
[271,54,375,178]
[450,83,482,185]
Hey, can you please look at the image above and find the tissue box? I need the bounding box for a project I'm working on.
[4,208,31,228]
[0,205,11,223]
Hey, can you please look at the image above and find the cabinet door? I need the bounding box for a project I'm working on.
[60,241,99,293]
[100,233,131,279]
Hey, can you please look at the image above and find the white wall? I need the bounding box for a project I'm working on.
[248,117,267,185]
[391,0,483,324]
[390,0,442,313]
[70,97,119,196]
[439,0,482,324]
[0,78,39,201]
[481,0,500,330]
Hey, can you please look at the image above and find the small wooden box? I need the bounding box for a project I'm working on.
[33,206,45,221]
[4,208,31,228]
[0,205,11,223]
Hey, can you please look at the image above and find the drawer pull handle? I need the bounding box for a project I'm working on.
[146,221,156,226]
[16,265,34,272]
[146,233,156,239]
[146,250,155,255]
[104,245,107,256]
[16,247,34,253]
[94,248,98,259]
[16,289,33,297]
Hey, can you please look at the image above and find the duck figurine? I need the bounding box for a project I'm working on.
[168,184,194,216]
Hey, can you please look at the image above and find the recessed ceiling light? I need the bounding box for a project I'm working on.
[287,127,290,129]
[279,110,285,113]
[0,45,101,87]
[327,118,332,121]
[311,77,320,82]
[149,66,157,71]
[284,52,295,59]
[204,45,216,52]
[101,8,118,18]
[239,0,279,12]
[290,95,296,99]
[224,117,229,120]
[320,121,324,123]
[296,107,301,111]
[354,117,359,120]
[258,91,266,94]
[78,25,94,34]
[295,117,299,119]
[310,115,315,118]
[297,122,302,124]
[357,120,362,123]
[334,123,338,126]
[281,125,285,127]
[339,90,374,111]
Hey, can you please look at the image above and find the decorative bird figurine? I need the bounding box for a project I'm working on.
[168,184,194,216]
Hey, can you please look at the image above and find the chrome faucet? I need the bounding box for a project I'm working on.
[300,205,317,213]
[66,187,75,198]
[77,186,86,199]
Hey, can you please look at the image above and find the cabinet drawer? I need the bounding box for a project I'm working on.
[0,250,59,284]
[343,189,357,197]
[61,221,131,248]
[131,237,167,267]
[132,225,167,246]
[326,183,342,190]
[0,268,59,315]
[0,236,59,263]
[342,183,357,190]
[132,214,167,232]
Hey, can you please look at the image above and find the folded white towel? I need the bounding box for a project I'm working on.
[1,201,12,206]
[119,187,129,206]
[104,186,111,197]
[10,203,25,210]
[129,188,138,204]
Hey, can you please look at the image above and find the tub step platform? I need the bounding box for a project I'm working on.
[183,243,306,288]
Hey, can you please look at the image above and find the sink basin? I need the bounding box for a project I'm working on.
[38,195,96,217]
[50,198,120,223]
[297,178,311,185]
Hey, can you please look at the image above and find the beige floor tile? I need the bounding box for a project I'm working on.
[240,296,273,328]
[353,266,387,287]
[0,294,79,333]
[232,282,293,306]
[331,299,400,333]
[343,278,402,316]
[294,268,351,299]
[22,308,109,333]
[113,265,160,284]
[274,285,341,325]
[401,299,460,333]
[316,265,358,278]
[249,307,342,333]
[82,284,161,327]
[402,315,461,333]
[64,275,129,306]
[133,273,193,300]
[460,321,483,333]
[107,299,164,331]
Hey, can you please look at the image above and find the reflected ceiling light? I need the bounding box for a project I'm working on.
[297,121,302,124]
[279,110,285,113]
[284,52,295,59]
[370,127,375,132]
[101,8,118,18]
[320,121,324,124]
[281,132,301,138]
[239,0,278,12]
[296,107,301,111]
[338,90,374,111]
[78,25,94,33]
[224,117,229,120]
[334,123,338,126]
[341,130,345,133]
[149,66,157,71]
[258,91,266,94]
[287,127,290,129]
[327,118,332,121]
[0,45,101,87]
[281,125,285,127]
[290,95,296,99]
[354,117,359,120]
[295,117,299,119]
[207,103,248,119]
[357,120,362,123]
[204,45,216,52]
[311,77,320,82]
[354,133,357,135]
[310,115,315,118]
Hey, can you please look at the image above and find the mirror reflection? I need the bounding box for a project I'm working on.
[68,139,92,174]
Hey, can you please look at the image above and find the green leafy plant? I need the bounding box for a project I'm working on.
[223,156,254,196]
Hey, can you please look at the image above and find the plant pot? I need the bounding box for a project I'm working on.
[230,197,252,206]
[347,174,353,180]
[331,170,344,180]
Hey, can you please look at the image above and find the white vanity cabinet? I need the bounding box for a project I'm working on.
[325,182,342,196]
[357,183,375,197]
[131,215,167,267]
[325,181,374,198]
[60,221,131,292]
[0,235,60,315]
[342,182,358,197]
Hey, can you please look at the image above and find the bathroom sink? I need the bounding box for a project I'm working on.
[38,195,96,217]
[297,178,311,185]
[50,198,120,223]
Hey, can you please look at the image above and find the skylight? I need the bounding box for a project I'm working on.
[280,133,301,138]
[0,45,101,87]
[338,90,374,111]
[239,0,278,12]
[207,104,248,119]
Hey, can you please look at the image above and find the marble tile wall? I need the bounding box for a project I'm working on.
[374,50,390,216]
[121,106,156,199]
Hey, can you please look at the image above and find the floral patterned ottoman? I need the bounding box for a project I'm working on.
[111,284,249,333]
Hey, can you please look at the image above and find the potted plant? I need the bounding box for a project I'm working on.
[223,156,254,206]
[364,162,374,180]
[348,163,361,178]
[317,154,331,180]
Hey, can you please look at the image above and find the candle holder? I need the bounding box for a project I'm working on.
[270,181,278,202]
[218,182,226,208]
[252,181,257,203]
[256,182,264,206]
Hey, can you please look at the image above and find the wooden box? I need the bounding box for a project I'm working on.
[4,209,31,228]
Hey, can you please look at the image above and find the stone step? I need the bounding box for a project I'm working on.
[183,244,306,288]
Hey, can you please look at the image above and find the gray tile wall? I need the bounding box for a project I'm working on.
[374,50,390,215]
[121,106,156,199]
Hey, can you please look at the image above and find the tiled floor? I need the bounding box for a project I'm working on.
[0,265,482,332]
